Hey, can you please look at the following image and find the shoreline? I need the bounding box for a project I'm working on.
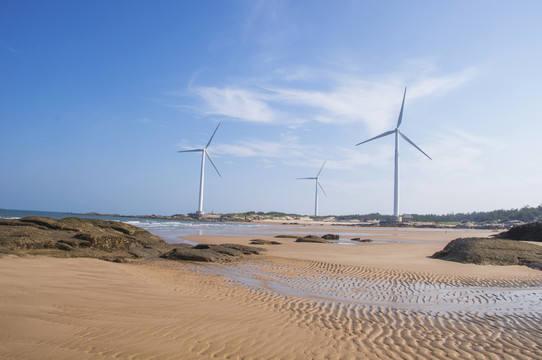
[68,210,510,230]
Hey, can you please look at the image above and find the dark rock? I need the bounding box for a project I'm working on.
[431,237,542,268]
[274,235,299,238]
[250,239,281,245]
[0,216,267,263]
[295,235,328,243]
[496,222,542,242]
[160,243,264,262]
[351,238,373,242]
[322,234,339,240]
[0,216,169,262]
[160,246,223,262]
[55,241,73,251]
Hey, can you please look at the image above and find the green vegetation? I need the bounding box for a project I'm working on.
[410,205,542,223]
[226,211,302,219]
[225,205,542,224]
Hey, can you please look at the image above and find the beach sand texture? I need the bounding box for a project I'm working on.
[1,227,541,359]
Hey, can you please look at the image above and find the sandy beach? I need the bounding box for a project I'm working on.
[1,225,541,359]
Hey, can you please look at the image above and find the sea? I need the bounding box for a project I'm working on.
[0,209,287,245]
[0,209,466,245]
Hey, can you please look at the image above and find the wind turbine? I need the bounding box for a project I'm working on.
[297,161,327,217]
[355,87,431,221]
[178,123,221,217]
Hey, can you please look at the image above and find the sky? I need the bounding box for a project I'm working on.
[1,0,542,216]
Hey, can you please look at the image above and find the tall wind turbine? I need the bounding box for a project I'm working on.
[178,123,221,217]
[297,161,327,217]
[355,87,431,221]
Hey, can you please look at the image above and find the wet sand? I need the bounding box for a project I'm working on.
[1,226,541,359]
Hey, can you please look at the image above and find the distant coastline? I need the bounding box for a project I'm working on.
[71,211,509,230]
[4,206,541,230]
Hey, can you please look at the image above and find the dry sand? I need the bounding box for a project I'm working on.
[1,226,541,359]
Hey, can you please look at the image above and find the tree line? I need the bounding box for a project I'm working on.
[410,205,542,223]
[324,205,542,223]
[232,205,542,223]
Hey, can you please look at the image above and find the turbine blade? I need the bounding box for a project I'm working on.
[205,150,222,177]
[396,87,407,128]
[296,177,316,180]
[399,131,432,160]
[355,130,395,146]
[177,149,204,153]
[316,160,327,177]
[318,181,327,197]
[206,123,221,148]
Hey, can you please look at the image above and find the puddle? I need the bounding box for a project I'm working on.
[195,261,542,315]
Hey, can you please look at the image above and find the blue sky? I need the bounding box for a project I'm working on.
[1,0,541,216]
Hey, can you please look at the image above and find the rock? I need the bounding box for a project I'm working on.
[351,238,373,242]
[496,222,542,242]
[431,237,542,268]
[250,239,281,245]
[295,235,328,243]
[160,244,265,262]
[322,234,339,240]
[0,216,170,262]
[0,216,266,264]
[274,235,299,238]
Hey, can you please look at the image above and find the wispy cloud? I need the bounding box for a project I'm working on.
[213,138,312,160]
[179,61,477,133]
[415,127,503,177]
[190,86,276,123]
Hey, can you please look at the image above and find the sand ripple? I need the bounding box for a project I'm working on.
[159,257,542,359]
[2,256,541,359]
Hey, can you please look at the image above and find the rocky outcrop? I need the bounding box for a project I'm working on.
[0,217,264,263]
[160,244,265,262]
[250,239,281,245]
[431,237,542,270]
[295,235,328,243]
[0,216,170,262]
[496,222,542,242]
[322,234,339,240]
[351,238,373,242]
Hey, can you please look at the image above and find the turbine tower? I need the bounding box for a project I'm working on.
[178,123,221,217]
[355,87,431,221]
[297,161,327,217]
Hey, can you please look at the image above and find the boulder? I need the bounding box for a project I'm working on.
[496,222,542,242]
[295,235,328,243]
[351,238,373,242]
[161,244,264,262]
[431,237,542,269]
[322,234,339,240]
[0,217,266,264]
[0,216,169,262]
[250,239,281,245]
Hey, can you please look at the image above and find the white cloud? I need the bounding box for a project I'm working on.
[191,86,276,123]
[182,61,476,134]
[213,138,312,160]
[408,67,477,99]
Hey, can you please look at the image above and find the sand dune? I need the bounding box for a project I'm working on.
[1,227,541,359]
